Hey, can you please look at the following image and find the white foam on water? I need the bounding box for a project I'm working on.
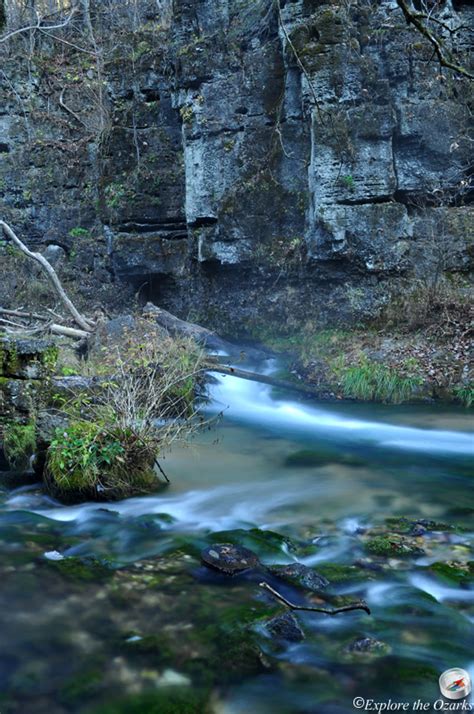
[30,476,323,529]
[410,574,474,603]
[207,370,474,457]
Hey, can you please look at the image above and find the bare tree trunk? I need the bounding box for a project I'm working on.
[0,220,94,332]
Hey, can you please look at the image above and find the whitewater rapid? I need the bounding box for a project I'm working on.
[207,367,474,457]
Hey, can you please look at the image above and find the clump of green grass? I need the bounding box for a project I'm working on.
[453,384,473,408]
[334,357,422,404]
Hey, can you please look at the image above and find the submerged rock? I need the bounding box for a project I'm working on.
[429,561,474,584]
[365,535,425,558]
[44,555,114,583]
[268,563,329,591]
[201,543,260,574]
[345,636,390,656]
[264,612,305,642]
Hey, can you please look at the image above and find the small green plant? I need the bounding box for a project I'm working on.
[60,365,79,377]
[68,227,90,239]
[46,421,145,502]
[180,106,194,124]
[341,174,355,191]
[104,182,126,209]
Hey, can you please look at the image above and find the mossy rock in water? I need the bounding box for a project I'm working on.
[120,633,174,663]
[268,563,329,591]
[365,535,424,558]
[209,528,295,559]
[429,561,474,584]
[384,517,454,534]
[59,666,104,706]
[264,611,305,642]
[90,687,211,714]
[45,555,114,583]
[344,636,391,658]
[311,563,369,583]
[201,543,260,574]
[285,448,364,468]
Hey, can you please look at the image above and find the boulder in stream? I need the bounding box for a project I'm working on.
[201,543,260,574]
[345,636,390,656]
[268,563,329,591]
[264,612,305,642]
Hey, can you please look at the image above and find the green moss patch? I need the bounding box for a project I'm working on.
[429,561,474,584]
[365,535,424,558]
[46,556,114,583]
[3,421,36,470]
[44,421,160,503]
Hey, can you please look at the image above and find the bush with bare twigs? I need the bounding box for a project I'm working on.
[45,336,206,502]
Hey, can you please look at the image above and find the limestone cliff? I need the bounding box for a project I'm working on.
[0,0,472,333]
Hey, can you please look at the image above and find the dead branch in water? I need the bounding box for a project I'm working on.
[259,582,371,616]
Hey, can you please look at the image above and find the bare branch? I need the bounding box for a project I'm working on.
[259,581,371,616]
[0,220,94,332]
[59,86,88,127]
[396,0,474,80]
[0,6,78,45]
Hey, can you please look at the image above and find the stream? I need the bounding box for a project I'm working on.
[0,359,473,713]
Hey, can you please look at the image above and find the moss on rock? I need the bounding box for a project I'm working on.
[44,421,162,503]
[365,535,424,558]
[3,420,36,470]
[429,561,474,584]
[45,555,114,583]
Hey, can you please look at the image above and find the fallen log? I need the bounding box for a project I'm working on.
[0,308,50,322]
[50,324,90,339]
[203,360,325,399]
[143,302,267,361]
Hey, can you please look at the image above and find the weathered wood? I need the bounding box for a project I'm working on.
[203,361,324,399]
[50,324,90,339]
[0,308,49,321]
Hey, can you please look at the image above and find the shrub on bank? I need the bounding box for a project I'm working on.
[45,336,205,503]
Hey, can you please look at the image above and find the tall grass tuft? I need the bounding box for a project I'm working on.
[336,357,422,404]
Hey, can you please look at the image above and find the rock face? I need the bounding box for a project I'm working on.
[0,0,472,330]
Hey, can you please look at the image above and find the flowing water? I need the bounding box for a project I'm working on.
[0,360,473,713]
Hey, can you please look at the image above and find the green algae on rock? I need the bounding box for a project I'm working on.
[365,534,425,558]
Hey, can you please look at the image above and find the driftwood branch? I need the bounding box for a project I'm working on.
[396,0,474,80]
[0,221,95,333]
[259,582,371,616]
